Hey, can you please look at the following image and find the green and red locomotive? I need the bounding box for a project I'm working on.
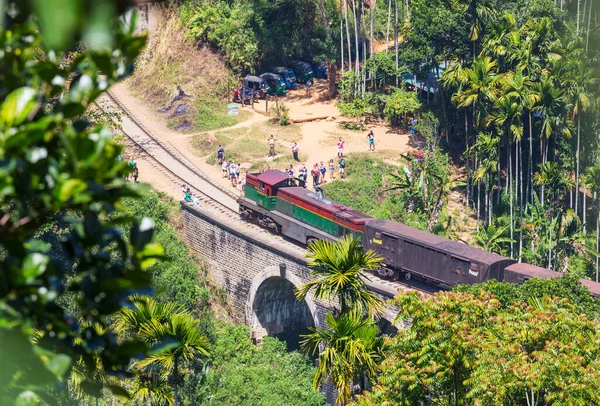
[239,170,371,244]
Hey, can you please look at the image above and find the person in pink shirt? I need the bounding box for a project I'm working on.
[337,137,344,158]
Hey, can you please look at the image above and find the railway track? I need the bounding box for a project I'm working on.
[101,90,433,298]
[101,90,239,215]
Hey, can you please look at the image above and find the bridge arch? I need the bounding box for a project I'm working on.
[246,264,321,351]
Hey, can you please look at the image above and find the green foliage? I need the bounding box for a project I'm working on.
[355,291,600,405]
[383,87,422,127]
[337,98,370,125]
[0,3,159,404]
[121,191,211,310]
[364,52,403,87]
[296,236,384,317]
[180,0,329,73]
[181,1,259,73]
[270,102,290,126]
[455,273,600,317]
[182,324,326,406]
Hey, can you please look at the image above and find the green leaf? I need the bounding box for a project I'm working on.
[1,87,37,127]
[59,179,87,202]
[46,353,72,378]
[22,253,50,283]
[15,391,39,406]
[32,0,79,50]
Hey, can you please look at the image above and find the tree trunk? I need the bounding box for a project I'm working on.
[509,140,514,258]
[584,182,587,232]
[394,0,398,86]
[362,1,367,94]
[586,0,593,52]
[344,0,352,71]
[316,0,332,41]
[340,0,344,74]
[528,112,533,204]
[576,114,581,218]
[386,0,392,53]
[577,0,582,33]
[594,191,600,282]
[351,0,360,75]
[465,109,470,207]
[519,140,524,260]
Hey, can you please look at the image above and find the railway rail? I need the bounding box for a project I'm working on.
[101,89,433,298]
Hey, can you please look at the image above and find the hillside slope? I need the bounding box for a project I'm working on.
[129,7,248,131]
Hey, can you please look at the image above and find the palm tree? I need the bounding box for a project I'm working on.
[301,309,385,405]
[565,56,597,218]
[128,369,174,406]
[534,162,573,268]
[471,224,514,255]
[114,296,209,406]
[452,57,499,130]
[467,132,499,226]
[295,236,384,317]
[138,314,210,406]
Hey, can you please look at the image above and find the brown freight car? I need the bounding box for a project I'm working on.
[364,220,515,286]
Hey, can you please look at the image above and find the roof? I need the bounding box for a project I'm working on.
[279,186,373,225]
[243,75,263,82]
[251,170,288,186]
[259,72,281,80]
[505,263,561,279]
[366,219,511,266]
[289,60,312,69]
[579,279,600,297]
[273,66,291,72]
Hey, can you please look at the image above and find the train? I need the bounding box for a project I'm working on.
[238,169,600,297]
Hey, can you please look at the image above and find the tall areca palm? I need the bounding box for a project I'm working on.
[467,132,499,226]
[296,236,384,317]
[301,309,385,405]
[534,161,573,267]
[565,56,597,218]
[452,57,499,130]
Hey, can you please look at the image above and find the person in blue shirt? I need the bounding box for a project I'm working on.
[217,145,224,165]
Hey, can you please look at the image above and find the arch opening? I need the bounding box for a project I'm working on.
[251,276,315,352]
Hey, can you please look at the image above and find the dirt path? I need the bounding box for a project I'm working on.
[112,78,413,195]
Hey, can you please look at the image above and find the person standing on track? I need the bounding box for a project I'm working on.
[337,137,344,158]
[229,162,237,187]
[367,130,375,152]
[221,159,228,178]
[268,135,276,157]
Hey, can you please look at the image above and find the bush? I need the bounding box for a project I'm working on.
[384,87,422,127]
[181,324,326,406]
[121,191,211,310]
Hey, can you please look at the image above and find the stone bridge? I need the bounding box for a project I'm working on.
[180,203,402,348]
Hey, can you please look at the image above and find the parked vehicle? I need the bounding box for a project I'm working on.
[311,60,328,79]
[289,61,313,84]
[232,87,256,105]
[242,75,269,99]
[273,67,297,90]
[259,72,287,96]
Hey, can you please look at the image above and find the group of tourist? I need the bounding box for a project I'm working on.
[214,128,378,193]
[286,156,346,189]
[217,144,248,189]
